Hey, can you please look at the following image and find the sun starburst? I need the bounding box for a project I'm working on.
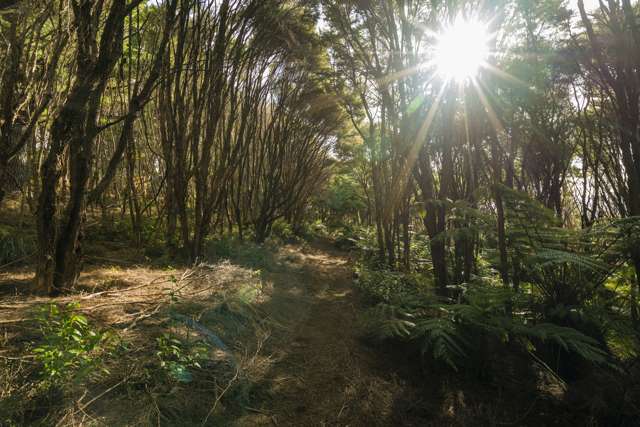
[433,16,491,83]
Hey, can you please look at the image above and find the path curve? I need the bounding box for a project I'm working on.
[234,243,422,427]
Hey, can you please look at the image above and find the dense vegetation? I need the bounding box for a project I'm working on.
[1,0,639,425]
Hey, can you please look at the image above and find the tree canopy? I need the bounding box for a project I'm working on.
[1,0,639,425]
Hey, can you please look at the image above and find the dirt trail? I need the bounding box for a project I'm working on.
[235,244,422,427]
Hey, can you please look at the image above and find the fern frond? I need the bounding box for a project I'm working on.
[514,322,608,365]
[534,248,609,274]
[413,318,469,371]
[379,318,415,338]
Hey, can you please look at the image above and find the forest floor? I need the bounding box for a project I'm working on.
[230,241,426,426]
[0,230,434,426]
[0,211,572,426]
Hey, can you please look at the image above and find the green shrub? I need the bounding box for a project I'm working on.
[271,219,297,243]
[155,333,212,383]
[310,220,328,237]
[354,262,432,303]
[206,236,234,259]
[32,302,114,385]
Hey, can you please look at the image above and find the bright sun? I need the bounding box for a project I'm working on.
[434,17,491,83]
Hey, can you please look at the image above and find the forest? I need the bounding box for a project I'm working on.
[0,0,639,425]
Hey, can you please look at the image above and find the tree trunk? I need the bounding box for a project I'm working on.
[35,0,134,294]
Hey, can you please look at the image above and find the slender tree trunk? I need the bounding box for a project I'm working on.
[491,138,510,287]
[35,0,135,294]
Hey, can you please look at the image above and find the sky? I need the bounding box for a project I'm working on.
[567,0,602,12]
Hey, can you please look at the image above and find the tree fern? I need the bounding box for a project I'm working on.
[413,318,468,371]
[534,248,609,273]
[513,322,609,365]
[364,281,611,374]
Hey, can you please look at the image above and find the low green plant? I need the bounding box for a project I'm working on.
[271,219,297,243]
[206,236,234,259]
[354,262,431,302]
[155,333,211,383]
[32,302,114,385]
[365,283,610,373]
[309,219,328,237]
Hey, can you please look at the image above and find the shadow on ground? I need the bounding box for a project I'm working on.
[223,243,430,426]
[221,242,577,427]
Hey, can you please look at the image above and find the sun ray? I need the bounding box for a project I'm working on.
[482,63,529,87]
[433,16,491,83]
[391,84,449,210]
[471,77,507,142]
[377,64,426,86]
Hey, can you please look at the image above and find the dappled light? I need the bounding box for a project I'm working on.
[1,0,640,425]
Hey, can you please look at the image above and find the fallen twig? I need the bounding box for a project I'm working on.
[56,378,126,426]
[201,367,241,426]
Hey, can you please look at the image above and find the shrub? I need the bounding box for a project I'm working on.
[155,333,212,383]
[271,219,297,243]
[206,236,234,259]
[354,262,432,303]
[32,302,114,385]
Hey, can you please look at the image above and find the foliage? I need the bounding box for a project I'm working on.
[359,260,611,374]
[354,262,431,303]
[155,333,212,384]
[374,293,609,373]
[0,225,34,265]
[270,219,298,243]
[317,174,367,226]
[32,303,114,385]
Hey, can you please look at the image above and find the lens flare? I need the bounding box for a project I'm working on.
[434,17,491,82]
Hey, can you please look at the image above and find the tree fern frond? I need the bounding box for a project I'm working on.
[413,318,469,370]
[514,322,608,365]
[534,248,609,273]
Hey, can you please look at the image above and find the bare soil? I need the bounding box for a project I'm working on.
[233,243,423,427]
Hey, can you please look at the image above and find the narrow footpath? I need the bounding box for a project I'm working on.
[234,243,426,427]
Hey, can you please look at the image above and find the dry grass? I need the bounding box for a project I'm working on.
[0,240,425,426]
[1,238,593,427]
[0,251,272,426]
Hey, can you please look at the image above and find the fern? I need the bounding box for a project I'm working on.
[364,282,611,373]
[413,318,469,370]
[364,296,469,370]
[368,302,415,338]
[534,248,609,274]
[513,322,609,365]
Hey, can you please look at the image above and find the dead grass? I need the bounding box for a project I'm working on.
[0,246,274,425]
[1,237,584,426]
[0,238,423,426]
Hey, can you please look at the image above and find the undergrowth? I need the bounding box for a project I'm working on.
[352,193,640,424]
[0,258,272,426]
[32,303,116,385]
[0,224,35,266]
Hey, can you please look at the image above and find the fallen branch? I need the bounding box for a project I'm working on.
[201,366,241,426]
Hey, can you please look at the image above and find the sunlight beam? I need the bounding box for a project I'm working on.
[472,77,507,144]
[390,84,448,211]
[434,16,491,83]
